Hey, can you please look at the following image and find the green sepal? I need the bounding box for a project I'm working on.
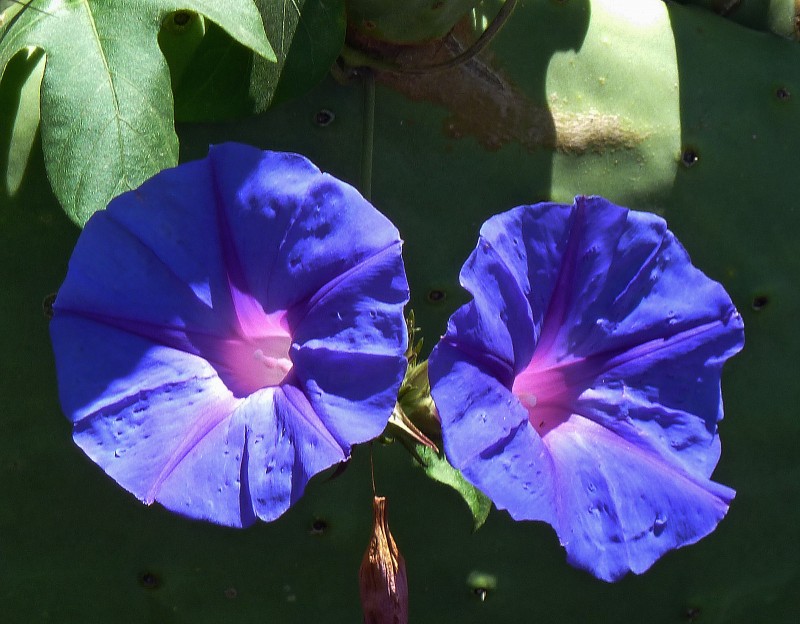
[387,311,492,531]
[409,443,492,532]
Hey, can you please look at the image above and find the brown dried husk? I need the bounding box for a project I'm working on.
[358,496,408,624]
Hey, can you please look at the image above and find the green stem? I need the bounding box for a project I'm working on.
[361,69,375,201]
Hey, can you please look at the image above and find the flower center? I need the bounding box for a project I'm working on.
[512,360,572,437]
[216,309,293,397]
[253,336,292,386]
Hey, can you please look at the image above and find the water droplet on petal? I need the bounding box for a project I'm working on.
[518,393,537,411]
[654,514,668,535]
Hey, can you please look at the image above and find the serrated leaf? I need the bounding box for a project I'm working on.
[0,0,274,226]
[413,443,492,531]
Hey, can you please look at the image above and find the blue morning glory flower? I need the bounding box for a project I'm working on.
[428,196,744,581]
[50,143,409,527]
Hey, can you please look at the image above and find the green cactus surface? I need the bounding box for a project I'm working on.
[345,0,481,43]
[675,0,800,40]
[1,0,798,622]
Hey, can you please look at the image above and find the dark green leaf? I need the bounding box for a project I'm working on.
[271,0,345,106]
[167,1,345,121]
[165,16,258,121]
[0,0,273,225]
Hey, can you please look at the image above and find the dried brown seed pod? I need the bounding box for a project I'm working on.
[358,496,408,624]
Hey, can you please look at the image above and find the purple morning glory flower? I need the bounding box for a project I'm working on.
[50,143,409,527]
[428,196,744,581]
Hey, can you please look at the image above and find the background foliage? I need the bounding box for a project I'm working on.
[1,0,798,622]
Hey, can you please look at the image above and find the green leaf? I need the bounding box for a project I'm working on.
[165,16,257,121]
[166,0,345,121]
[0,46,44,196]
[0,0,273,226]
[249,0,308,110]
[244,0,345,112]
[412,443,492,532]
[270,0,345,106]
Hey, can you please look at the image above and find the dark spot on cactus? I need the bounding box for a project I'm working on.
[472,587,489,602]
[310,518,329,535]
[681,148,699,168]
[432,1,444,9]
[363,20,376,30]
[427,289,447,303]
[467,571,497,602]
[314,109,335,127]
[683,606,701,622]
[172,11,191,27]
[224,587,238,599]
[751,295,769,311]
[138,571,161,589]
[42,292,56,319]
[776,87,791,101]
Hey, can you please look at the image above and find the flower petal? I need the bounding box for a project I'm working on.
[544,416,733,582]
[51,143,409,526]
[429,343,559,528]
[292,345,410,448]
[238,385,347,522]
[53,157,235,340]
[206,144,405,314]
[291,240,409,356]
[430,196,743,580]
[56,319,248,527]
